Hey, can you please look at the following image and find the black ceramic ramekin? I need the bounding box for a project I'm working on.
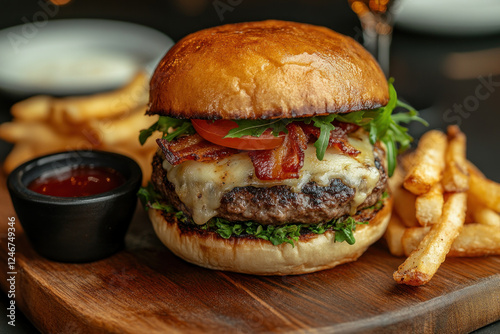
[7,150,142,262]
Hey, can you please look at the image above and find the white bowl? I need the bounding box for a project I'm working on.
[0,19,174,96]
[395,0,500,36]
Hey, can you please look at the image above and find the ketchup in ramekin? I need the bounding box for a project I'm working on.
[28,166,125,197]
[7,150,142,262]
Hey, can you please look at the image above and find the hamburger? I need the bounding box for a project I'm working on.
[138,20,424,275]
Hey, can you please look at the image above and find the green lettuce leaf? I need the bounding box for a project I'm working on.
[139,116,194,145]
[225,119,290,138]
[311,114,337,160]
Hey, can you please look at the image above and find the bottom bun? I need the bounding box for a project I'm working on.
[149,196,393,275]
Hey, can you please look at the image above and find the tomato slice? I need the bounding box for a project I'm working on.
[191,119,285,150]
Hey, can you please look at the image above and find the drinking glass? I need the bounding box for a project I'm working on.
[348,0,399,77]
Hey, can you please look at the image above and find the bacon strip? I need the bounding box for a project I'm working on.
[299,122,360,157]
[248,124,308,180]
[157,134,238,165]
[156,121,362,181]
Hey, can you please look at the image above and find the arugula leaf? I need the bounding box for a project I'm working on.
[203,219,301,247]
[139,116,194,145]
[139,181,377,247]
[204,215,367,247]
[225,119,290,138]
[139,125,156,146]
[137,182,160,209]
[212,218,235,239]
[359,84,426,175]
[271,225,301,246]
[311,114,336,160]
[150,202,177,212]
[335,110,366,125]
[137,182,177,213]
[164,121,193,141]
[381,135,397,177]
[174,211,189,224]
[370,82,398,143]
[331,217,368,244]
[329,81,427,176]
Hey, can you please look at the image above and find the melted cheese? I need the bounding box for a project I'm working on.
[163,129,381,225]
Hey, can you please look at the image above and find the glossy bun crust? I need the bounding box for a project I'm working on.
[148,20,389,120]
[149,196,392,275]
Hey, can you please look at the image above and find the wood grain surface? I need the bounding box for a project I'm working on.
[0,171,499,334]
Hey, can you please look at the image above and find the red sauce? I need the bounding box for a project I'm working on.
[28,166,125,197]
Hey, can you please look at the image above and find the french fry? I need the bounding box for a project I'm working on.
[394,187,419,227]
[0,121,89,148]
[403,130,447,195]
[51,71,148,123]
[1,121,99,173]
[415,182,443,226]
[384,213,406,257]
[468,196,500,227]
[389,128,497,284]
[402,224,500,257]
[468,170,500,213]
[390,166,419,227]
[0,121,24,143]
[393,192,467,286]
[0,121,61,144]
[88,107,152,145]
[3,137,85,174]
[3,142,35,174]
[10,95,52,121]
[464,206,474,224]
[448,224,500,257]
[401,226,430,257]
[442,125,469,192]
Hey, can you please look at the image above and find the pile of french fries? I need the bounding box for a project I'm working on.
[0,72,159,185]
[386,125,500,286]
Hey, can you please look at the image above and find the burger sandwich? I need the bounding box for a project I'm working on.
[138,20,425,275]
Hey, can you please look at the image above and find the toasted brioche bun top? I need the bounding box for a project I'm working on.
[148,20,389,120]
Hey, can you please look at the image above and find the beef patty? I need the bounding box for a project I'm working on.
[151,146,388,225]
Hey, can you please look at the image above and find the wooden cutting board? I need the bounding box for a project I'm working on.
[0,171,499,334]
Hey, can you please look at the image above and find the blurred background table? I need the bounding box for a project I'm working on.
[1,1,499,333]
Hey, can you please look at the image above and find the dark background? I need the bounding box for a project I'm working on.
[1,0,499,333]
